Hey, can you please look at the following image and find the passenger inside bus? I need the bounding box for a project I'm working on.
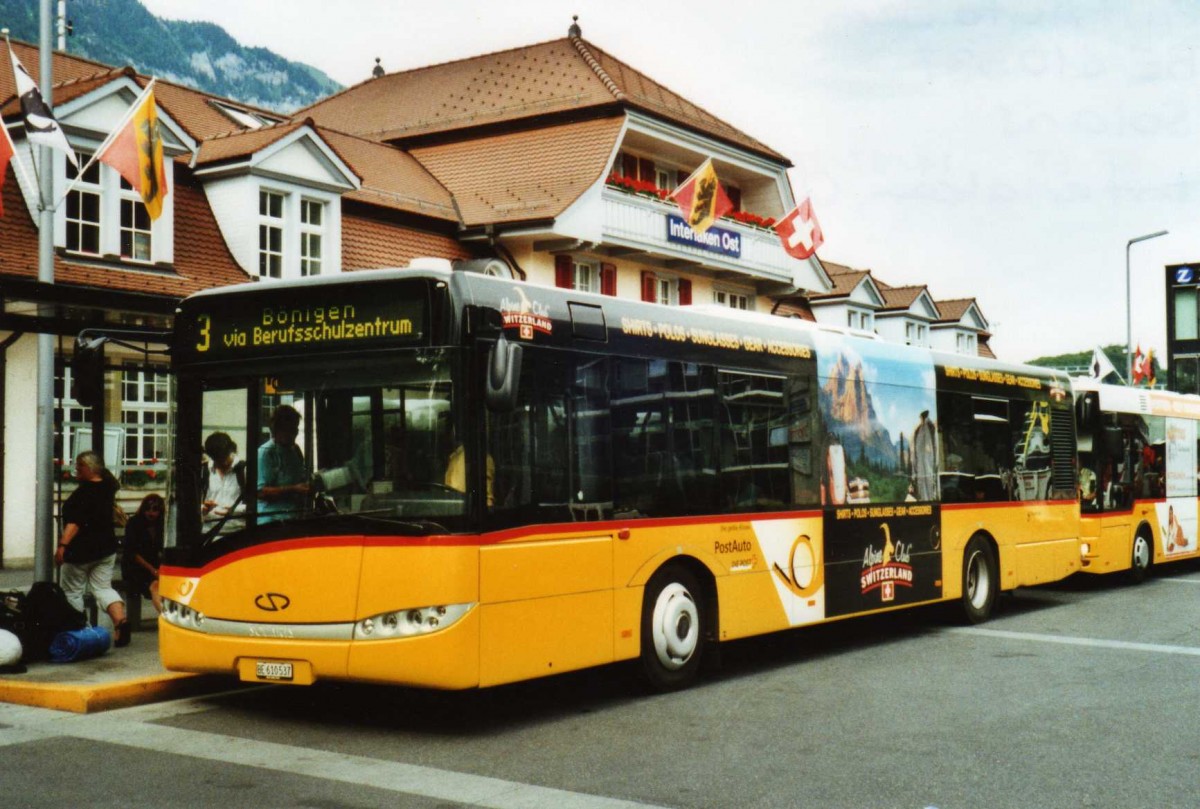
[201,431,245,529]
[257,405,312,521]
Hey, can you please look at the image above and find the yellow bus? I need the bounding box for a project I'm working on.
[1074,378,1200,581]
[156,262,1080,690]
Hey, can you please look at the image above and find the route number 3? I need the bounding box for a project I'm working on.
[196,314,212,352]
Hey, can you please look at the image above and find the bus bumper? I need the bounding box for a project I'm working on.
[159,608,481,690]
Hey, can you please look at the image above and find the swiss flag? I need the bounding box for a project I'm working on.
[776,198,824,260]
[0,120,15,217]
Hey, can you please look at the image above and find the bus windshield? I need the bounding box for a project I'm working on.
[177,348,464,549]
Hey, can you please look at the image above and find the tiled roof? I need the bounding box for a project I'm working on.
[810,269,871,300]
[194,120,310,166]
[322,130,458,222]
[935,298,978,324]
[879,284,932,312]
[820,261,862,276]
[978,337,996,359]
[409,116,623,226]
[0,164,248,298]
[342,214,474,271]
[299,37,786,163]
[0,40,277,144]
[769,299,817,321]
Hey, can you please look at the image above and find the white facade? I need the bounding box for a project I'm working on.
[931,302,989,355]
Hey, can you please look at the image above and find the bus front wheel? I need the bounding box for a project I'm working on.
[640,567,705,691]
[1129,531,1153,584]
[961,536,998,624]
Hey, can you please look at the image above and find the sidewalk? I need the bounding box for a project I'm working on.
[0,566,229,713]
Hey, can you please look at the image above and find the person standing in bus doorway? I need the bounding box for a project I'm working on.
[54,451,131,646]
[258,405,311,521]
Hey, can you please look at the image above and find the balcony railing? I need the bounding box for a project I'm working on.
[601,187,797,285]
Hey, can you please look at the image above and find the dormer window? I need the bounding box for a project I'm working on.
[258,189,285,278]
[211,100,284,130]
[905,321,928,347]
[119,177,152,261]
[65,154,101,255]
[62,151,163,263]
[957,332,977,354]
[300,199,324,276]
[848,308,873,331]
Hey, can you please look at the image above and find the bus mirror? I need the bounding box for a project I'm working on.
[486,332,522,412]
[1103,426,1123,457]
[71,335,108,408]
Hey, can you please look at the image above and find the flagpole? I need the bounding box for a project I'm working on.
[33,0,55,582]
[51,78,155,213]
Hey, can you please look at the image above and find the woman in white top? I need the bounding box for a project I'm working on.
[203,432,245,527]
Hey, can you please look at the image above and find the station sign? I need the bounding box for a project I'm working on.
[666,214,742,259]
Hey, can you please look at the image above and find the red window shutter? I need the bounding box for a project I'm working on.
[641,271,657,303]
[727,186,742,212]
[600,263,617,296]
[555,255,572,288]
[639,158,655,183]
[622,153,638,178]
[678,279,692,306]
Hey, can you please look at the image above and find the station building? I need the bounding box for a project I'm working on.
[0,20,990,566]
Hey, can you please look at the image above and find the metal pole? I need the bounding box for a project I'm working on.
[33,0,55,582]
[1126,230,1169,386]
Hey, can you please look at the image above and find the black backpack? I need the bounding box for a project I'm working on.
[0,582,86,663]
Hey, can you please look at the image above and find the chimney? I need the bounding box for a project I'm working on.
[372,57,384,79]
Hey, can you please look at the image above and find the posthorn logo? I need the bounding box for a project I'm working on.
[254,592,291,611]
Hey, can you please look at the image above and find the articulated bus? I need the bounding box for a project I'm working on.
[157,261,1080,690]
[1074,378,1200,581]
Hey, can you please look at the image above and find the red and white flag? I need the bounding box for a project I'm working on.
[0,120,14,217]
[1132,345,1146,385]
[776,197,824,260]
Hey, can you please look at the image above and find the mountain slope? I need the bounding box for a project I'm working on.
[0,0,341,112]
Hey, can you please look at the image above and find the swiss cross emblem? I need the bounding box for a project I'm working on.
[881,581,895,602]
[776,198,824,260]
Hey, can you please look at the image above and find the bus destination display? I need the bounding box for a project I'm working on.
[180,291,425,362]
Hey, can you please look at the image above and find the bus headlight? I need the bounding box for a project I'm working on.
[353,603,473,639]
[162,597,206,629]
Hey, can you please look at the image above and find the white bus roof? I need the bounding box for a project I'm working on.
[1072,377,1200,419]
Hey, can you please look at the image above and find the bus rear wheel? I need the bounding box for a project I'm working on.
[1129,531,1153,584]
[640,567,705,691]
[961,536,998,624]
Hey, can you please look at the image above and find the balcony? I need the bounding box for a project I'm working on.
[600,187,810,289]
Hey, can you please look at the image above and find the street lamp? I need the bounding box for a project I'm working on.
[1126,230,1168,385]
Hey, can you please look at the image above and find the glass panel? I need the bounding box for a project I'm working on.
[719,370,789,512]
[181,352,463,547]
[1175,288,1198,340]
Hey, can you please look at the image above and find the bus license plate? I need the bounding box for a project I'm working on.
[255,661,294,681]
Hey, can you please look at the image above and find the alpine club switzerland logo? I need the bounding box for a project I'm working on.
[500,288,552,339]
[254,592,291,611]
[860,523,913,603]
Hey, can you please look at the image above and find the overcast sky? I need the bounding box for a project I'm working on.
[138,0,1200,365]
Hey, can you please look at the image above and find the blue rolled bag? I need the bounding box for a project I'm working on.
[48,625,112,663]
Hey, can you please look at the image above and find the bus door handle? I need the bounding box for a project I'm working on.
[618,528,631,540]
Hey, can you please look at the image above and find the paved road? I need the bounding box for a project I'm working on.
[3,562,1200,808]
